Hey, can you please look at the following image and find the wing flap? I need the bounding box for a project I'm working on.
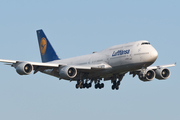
[71,63,112,70]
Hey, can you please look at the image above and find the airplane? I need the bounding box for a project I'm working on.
[0,29,176,90]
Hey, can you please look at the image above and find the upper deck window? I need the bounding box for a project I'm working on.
[141,42,150,45]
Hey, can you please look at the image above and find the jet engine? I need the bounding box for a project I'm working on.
[155,68,170,80]
[16,62,33,75]
[138,69,156,82]
[59,66,77,80]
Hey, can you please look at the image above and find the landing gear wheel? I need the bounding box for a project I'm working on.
[80,84,83,89]
[88,83,92,88]
[75,84,79,89]
[82,84,85,88]
[85,84,87,88]
[95,84,98,89]
[112,85,115,90]
[101,83,104,88]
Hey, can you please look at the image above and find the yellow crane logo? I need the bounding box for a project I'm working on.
[40,37,47,55]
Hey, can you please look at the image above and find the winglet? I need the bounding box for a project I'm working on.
[36,29,60,62]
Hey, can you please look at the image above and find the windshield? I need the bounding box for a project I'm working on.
[141,42,150,45]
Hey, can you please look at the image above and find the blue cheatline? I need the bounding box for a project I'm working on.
[36,29,60,62]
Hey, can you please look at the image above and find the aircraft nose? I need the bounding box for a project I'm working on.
[151,49,158,61]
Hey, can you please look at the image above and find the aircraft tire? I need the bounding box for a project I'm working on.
[86,84,90,89]
[85,83,88,88]
[95,84,98,89]
[88,83,92,87]
[116,86,119,90]
[83,83,86,88]
[80,84,83,89]
[75,84,79,89]
[101,83,104,88]
[112,85,115,90]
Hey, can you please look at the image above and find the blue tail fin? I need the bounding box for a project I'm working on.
[36,29,60,62]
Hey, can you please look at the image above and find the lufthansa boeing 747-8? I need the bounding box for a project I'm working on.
[0,30,175,90]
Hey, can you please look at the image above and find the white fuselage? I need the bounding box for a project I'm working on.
[44,40,158,80]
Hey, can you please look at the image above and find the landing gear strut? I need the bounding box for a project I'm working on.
[75,80,83,89]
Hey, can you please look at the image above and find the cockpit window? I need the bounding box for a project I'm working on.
[141,42,150,45]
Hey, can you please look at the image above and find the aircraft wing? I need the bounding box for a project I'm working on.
[0,59,111,70]
[0,59,61,67]
[0,59,17,64]
[147,63,176,70]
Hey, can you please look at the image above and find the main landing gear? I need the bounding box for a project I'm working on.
[75,80,104,89]
[112,81,120,90]
[75,74,125,90]
[111,74,125,90]
[75,80,92,89]
[95,82,104,89]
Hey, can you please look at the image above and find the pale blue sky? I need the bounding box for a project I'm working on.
[0,1,179,120]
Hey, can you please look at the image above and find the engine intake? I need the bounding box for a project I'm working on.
[155,68,170,80]
[59,66,77,80]
[138,69,155,82]
[16,62,33,75]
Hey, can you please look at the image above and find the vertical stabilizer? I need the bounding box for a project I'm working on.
[36,29,60,62]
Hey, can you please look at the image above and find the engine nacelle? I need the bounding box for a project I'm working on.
[59,66,77,80]
[155,68,170,80]
[16,62,33,75]
[138,69,156,82]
